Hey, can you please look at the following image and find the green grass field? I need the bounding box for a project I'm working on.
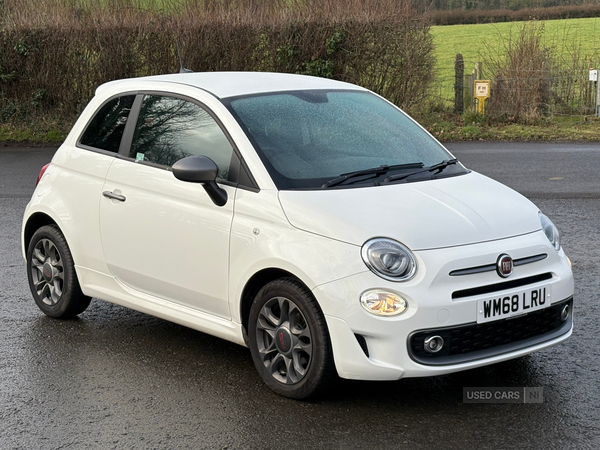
[431,17,600,98]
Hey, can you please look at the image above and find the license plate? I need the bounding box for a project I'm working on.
[477,285,552,324]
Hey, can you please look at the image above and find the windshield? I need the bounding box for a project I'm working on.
[225,90,460,189]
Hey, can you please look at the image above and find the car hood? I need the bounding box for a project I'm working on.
[278,172,541,250]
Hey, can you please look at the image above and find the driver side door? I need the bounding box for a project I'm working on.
[99,93,236,318]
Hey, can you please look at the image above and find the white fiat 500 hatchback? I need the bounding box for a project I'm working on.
[22,72,573,399]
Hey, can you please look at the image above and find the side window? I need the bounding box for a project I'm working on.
[80,95,135,152]
[129,95,234,179]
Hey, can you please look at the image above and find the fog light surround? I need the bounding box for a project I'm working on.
[360,290,408,316]
[424,335,444,353]
[561,304,570,322]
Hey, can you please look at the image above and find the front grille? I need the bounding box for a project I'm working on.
[408,298,572,366]
[452,273,553,299]
[449,253,548,276]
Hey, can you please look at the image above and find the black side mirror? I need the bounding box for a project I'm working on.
[172,155,228,207]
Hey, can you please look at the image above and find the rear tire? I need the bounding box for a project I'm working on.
[26,225,91,319]
[248,278,335,399]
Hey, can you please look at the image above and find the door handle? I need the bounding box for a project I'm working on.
[102,191,126,202]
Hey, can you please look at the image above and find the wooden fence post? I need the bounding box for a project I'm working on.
[454,53,464,114]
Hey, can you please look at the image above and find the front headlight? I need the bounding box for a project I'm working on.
[361,238,417,281]
[539,212,560,251]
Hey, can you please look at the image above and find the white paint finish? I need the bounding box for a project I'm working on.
[228,188,365,323]
[21,72,576,383]
[97,72,365,100]
[76,267,245,346]
[325,315,404,380]
[100,158,235,318]
[279,171,541,250]
[22,145,115,274]
[314,231,573,323]
[326,312,571,380]
[314,231,573,379]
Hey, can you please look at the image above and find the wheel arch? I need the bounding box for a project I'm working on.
[239,268,306,339]
[23,212,59,255]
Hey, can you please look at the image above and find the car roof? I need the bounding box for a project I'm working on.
[96,72,366,99]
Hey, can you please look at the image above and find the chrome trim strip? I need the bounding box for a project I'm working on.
[450,253,548,276]
[514,253,548,267]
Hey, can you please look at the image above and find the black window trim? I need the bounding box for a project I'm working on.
[118,93,143,156]
[76,91,139,156]
[118,90,259,191]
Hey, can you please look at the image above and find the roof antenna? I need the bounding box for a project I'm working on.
[176,40,193,74]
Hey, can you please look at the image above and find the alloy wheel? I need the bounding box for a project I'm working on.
[255,296,313,384]
[29,238,64,306]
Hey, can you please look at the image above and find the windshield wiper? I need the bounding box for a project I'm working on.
[384,159,459,183]
[321,163,424,188]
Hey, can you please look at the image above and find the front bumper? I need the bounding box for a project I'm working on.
[408,297,572,366]
[313,230,574,380]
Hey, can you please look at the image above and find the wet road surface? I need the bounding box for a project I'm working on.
[1,143,599,449]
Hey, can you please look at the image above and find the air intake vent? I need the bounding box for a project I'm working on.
[355,334,369,357]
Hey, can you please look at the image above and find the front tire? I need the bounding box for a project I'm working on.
[248,278,335,399]
[27,225,91,319]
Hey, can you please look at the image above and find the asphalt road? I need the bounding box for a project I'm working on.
[1,142,599,449]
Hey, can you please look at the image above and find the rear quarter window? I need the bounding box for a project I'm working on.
[79,95,135,152]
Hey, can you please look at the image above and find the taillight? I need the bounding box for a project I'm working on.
[36,163,50,187]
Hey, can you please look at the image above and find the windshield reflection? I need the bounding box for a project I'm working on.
[226,91,456,189]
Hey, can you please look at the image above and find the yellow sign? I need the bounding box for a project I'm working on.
[474,80,491,115]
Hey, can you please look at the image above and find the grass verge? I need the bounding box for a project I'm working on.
[0,124,68,145]
[418,113,600,142]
